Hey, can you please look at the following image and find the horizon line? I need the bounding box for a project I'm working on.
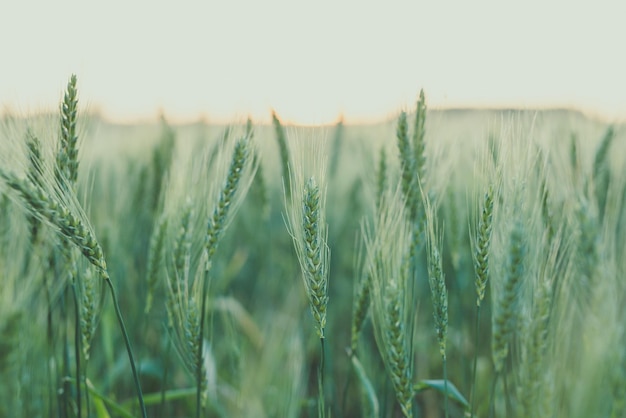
[1,104,622,127]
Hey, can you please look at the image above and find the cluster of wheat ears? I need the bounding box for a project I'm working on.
[0,76,625,417]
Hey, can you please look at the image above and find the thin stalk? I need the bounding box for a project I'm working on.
[471,185,494,418]
[443,356,450,418]
[61,286,70,418]
[137,279,158,408]
[104,276,147,418]
[197,268,210,418]
[83,360,91,418]
[43,263,56,416]
[318,338,326,418]
[470,307,482,418]
[72,284,82,418]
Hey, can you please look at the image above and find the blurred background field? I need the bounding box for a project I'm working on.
[1,102,625,417]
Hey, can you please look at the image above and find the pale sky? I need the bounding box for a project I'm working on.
[1,0,625,124]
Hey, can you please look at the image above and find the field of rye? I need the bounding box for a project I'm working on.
[0,75,625,418]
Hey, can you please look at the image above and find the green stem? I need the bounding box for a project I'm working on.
[470,306,482,418]
[197,268,211,418]
[84,360,91,418]
[443,356,450,418]
[137,287,155,413]
[42,262,56,416]
[72,284,82,418]
[104,277,147,418]
[318,338,326,418]
[61,285,70,418]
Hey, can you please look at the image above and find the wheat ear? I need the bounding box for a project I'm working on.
[474,186,495,306]
[284,133,330,340]
[57,74,79,186]
[1,173,106,271]
[205,137,252,262]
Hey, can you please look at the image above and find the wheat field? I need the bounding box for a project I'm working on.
[0,76,625,418]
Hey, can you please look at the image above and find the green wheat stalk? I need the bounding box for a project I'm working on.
[425,195,449,418]
[198,135,254,416]
[489,219,525,418]
[470,185,494,418]
[492,220,525,372]
[283,132,331,417]
[364,188,414,418]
